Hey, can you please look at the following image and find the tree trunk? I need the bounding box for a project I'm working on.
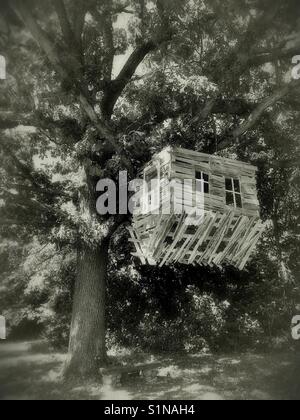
[65,241,109,379]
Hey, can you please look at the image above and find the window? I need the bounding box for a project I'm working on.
[195,171,209,194]
[225,178,242,208]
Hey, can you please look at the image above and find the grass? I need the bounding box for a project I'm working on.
[0,341,300,400]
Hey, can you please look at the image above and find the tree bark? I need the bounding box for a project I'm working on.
[65,241,109,379]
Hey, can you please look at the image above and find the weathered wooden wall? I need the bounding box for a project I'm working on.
[172,148,260,216]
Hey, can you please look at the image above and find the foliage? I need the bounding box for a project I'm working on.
[0,0,299,358]
[1,227,299,353]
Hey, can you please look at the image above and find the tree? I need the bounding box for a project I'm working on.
[0,0,299,378]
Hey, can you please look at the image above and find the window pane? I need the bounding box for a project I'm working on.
[235,194,242,208]
[204,182,209,194]
[225,178,233,191]
[196,179,204,193]
[234,179,241,193]
[226,192,234,206]
[195,171,202,180]
[203,173,209,182]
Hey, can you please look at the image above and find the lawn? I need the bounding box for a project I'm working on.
[0,341,299,400]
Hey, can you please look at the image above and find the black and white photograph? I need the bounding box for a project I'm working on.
[0,0,300,402]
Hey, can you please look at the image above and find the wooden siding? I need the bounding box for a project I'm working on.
[172,147,260,216]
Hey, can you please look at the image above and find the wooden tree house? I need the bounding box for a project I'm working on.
[128,147,265,270]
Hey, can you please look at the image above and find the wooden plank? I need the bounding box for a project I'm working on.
[147,214,165,250]
[173,235,193,264]
[203,212,231,264]
[208,211,235,264]
[194,213,223,263]
[173,147,257,171]
[232,218,260,262]
[216,216,248,265]
[185,214,214,264]
[189,213,218,263]
[173,211,202,263]
[172,164,194,176]
[238,224,266,270]
[226,217,255,264]
[152,214,176,260]
[159,214,187,266]
[127,227,146,265]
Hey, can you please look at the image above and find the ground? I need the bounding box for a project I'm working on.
[0,341,300,400]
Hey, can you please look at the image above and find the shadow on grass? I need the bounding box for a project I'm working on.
[0,341,299,400]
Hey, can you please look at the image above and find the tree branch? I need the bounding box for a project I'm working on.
[213,1,299,84]
[0,140,46,191]
[0,111,35,129]
[71,0,88,47]
[102,34,173,118]
[100,0,175,117]
[186,98,218,128]
[10,0,68,80]
[10,0,130,166]
[138,0,146,38]
[122,97,256,134]
[218,80,300,148]
[102,41,157,117]
[78,94,132,170]
[112,1,133,15]
[220,5,281,75]
[90,3,115,81]
[0,110,81,133]
[246,37,300,68]
[231,82,298,139]
[78,94,117,143]
[53,0,75,46]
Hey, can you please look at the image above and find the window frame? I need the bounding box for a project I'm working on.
[195,170,210,194]
[225,177,243,209]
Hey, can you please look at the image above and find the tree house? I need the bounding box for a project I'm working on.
[128,147,265,270]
